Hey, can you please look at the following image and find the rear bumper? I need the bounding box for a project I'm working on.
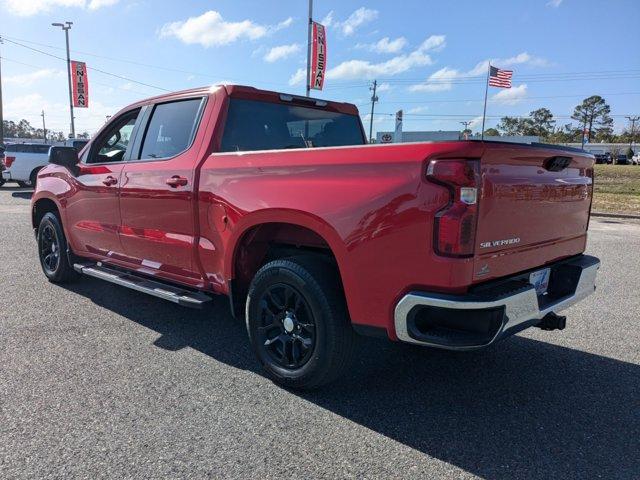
[394,255,600,350]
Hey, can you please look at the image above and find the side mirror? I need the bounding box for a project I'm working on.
[49,146,79,175]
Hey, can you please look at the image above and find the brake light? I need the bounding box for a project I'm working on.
[4,156,16,168]
[427,159,480,257]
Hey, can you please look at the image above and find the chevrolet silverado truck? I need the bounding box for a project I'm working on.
[31,85,600,388]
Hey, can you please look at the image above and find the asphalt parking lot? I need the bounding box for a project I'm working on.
[0,187,638,479]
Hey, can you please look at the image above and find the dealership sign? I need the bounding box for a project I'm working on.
[309,22,327,91]
[71,61,89,108]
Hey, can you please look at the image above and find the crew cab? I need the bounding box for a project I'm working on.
[31,85,600,388]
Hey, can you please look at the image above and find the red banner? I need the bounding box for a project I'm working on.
[71,61,89,108]
[309,22,327,91]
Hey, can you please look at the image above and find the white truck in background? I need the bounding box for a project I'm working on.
[1,139,88,188]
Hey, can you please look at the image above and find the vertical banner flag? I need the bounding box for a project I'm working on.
[71,61,89,108]
[310,22,327,91]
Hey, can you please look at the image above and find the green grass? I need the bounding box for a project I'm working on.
[593,165,640,214]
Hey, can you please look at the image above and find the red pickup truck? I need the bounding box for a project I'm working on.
[32,85,600,388]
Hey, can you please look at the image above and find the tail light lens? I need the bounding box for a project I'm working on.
[4,156,16,168]
[427,159,480,257]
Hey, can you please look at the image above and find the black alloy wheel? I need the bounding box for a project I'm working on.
[39,222,61,274]
[246,256,354,389]
[37,212,78,283]
[257,283,316,369]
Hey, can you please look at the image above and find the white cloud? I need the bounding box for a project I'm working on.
[409,66,459,92]
[2,0,117,15]
[273,17,293,31]
[326,50,433,81]
[4,69,63,86]
[320,11,334,27]
[288,68,306,86]
[88,0,118,9]
[376,82,392,93]
[490,84,528,105]
[335,7,378,36]
[418,35,446,52]
[547,0,563,7]
[314,35,445,83]
[159,10,291,48]
[264,43,301,63]
[410,51,548,92]
[3,93,119,134]
[468,115,485,129]
[357,36,407,54]
[407,106,429,114]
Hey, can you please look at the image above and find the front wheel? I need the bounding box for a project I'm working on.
[246,256,353,389]
[38,212,78,283]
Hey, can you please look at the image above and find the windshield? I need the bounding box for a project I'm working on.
[220,98,365,152]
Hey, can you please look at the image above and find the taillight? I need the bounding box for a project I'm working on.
[4,156,16,168]
[427,159,480,257]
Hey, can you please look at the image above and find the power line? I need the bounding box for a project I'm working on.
[2,37,171,92]
[0,34,294,89]
[0,56,166,96]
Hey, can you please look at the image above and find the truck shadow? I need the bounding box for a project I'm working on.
[61,278,639,479]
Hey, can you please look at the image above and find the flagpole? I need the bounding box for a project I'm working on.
[305,0,313,97]
[481,62,490,141]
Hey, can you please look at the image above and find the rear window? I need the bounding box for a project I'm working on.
[4,144,50,153]
[32,145,51,154]
[220,99,365,152]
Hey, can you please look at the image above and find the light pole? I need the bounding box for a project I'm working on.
[41,110,47,143]
[0,36,5,146]
[369,80,378,143]
[52,21,75,139]
[626,116,639,151]
[460,121,472,140]
[305,0,313,97]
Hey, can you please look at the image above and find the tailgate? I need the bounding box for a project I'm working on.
[473,143,594,282]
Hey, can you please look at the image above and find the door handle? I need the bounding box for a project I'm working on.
[166,175,188,188]
[102,176,118,186]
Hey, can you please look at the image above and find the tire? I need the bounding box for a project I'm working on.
[37,212,78,283]
[0,178,5,187]
[29,169,40,188]
[246,256,354,389]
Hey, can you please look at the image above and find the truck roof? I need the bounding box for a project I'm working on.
[124,84,360,116]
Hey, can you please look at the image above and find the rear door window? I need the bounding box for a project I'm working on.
[138,98,203,160]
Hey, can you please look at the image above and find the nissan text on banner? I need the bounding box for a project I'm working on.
[309,22,327,91]
[71,61,89,108]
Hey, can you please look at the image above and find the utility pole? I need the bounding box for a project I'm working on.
[305,0,313,97]
[52,21,75,138]
[41,110,47,143]
[626,116,639,150]
[0,36,4,146]
[369,80,378,143]
[460,121,472,140]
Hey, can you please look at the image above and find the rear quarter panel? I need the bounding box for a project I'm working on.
[198,142,485,335]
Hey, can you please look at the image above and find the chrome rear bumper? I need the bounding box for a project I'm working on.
[394,255,600,350]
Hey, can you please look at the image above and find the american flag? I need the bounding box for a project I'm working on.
[488,66,513,88]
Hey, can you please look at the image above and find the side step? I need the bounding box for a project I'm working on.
[73,262,212,309]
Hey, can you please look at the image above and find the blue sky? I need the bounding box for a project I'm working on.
[1,0,639,136]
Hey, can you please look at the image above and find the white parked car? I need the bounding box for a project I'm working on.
[1,143,52,188]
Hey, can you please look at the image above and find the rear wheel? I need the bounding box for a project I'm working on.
[37,212,78,283]
[246,256,353,389]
